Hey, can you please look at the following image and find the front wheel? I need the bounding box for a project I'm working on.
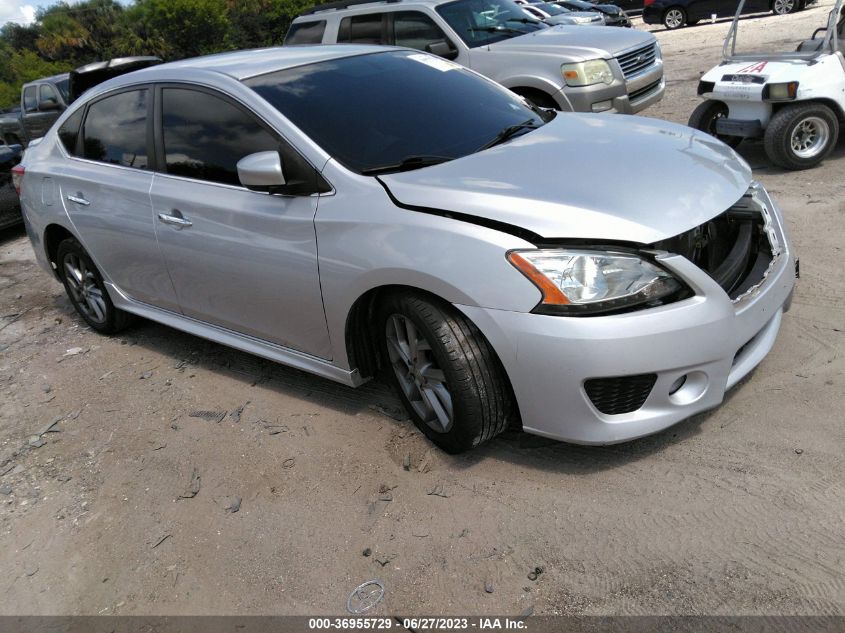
[377,292,514,454]
[663,7,686,29]
[772,0,795,14]
[688,100,743,149]
[764,103,839,170]
[57,238,134,334]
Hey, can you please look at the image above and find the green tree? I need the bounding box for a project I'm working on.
[125,0,231,59]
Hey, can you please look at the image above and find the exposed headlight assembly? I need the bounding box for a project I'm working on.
[562,59,614,86]
[508,249,685,315]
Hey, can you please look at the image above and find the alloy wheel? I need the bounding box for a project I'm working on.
[665,9,684,28]
[773,0,794,13]
[63,253,108,324]
[790,116,829,158]
[385,314,454,433]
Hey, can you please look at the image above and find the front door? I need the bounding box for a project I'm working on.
[149,86,331,359]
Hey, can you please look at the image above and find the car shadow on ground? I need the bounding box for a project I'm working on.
[0,223,25,244]
[61,301,740,474]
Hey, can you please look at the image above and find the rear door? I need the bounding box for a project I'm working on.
[149,85,331,358]
[57,88,180,311]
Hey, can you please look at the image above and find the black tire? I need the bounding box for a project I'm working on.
[771,0,795,14]
[514,89,559,111]
[662,6,686,29]
[56,237,134,334]
[376,292,514,454]
[764,103,839,170]
[688,99,743,149]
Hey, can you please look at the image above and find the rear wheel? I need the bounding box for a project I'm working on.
[663,7,686,29]
[764,103,839,170]
[688,100,743,149]
[57,238,134,334]
[376,292,514,454]
[772,0,794,14]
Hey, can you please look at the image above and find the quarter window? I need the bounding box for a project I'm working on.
[57,108,84,155]
[23,86,37,112]
[82,90,149,169]
[338,14,386,44]
[161,88,280,186]
[285,20,327,44]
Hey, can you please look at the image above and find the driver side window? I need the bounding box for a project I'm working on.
[393,11,453,51]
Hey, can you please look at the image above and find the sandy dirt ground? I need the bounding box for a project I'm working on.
[1,3,844,617]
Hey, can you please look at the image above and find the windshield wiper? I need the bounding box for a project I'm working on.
[469,26,528,35]
[506,17,543,25]
[360,155,453,176]
[477,119,541,151]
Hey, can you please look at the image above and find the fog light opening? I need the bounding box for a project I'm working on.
[669,374,687,395]
[591,100,613,113]
[668,371,708,405]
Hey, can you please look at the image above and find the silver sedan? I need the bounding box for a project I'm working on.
[16,46,795,453]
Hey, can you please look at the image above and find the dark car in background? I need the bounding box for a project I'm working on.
[644,0,806,28]
[0,138,23,229]
[553,0,632,24]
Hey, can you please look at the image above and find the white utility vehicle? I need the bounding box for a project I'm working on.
[690,0,844,170]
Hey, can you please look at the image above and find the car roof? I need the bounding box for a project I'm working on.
[22,73,69,88]
[300,0,444,13]
[135,45,390,81]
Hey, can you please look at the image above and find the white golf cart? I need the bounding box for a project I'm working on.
[689,0,845,169]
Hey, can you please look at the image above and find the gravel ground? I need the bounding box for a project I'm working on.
[1,4,844,616]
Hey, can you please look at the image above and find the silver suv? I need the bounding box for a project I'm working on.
[17,47,794,453]
[285,0,664,113]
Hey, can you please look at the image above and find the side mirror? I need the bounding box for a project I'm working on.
[38,98,60,112]
[237,151,286,192]
[426,40,459,60]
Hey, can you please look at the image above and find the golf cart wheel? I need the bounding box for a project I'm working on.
[376,291,514,454]
[688,100,743,149]
[764,103,839,170]
[662,7,686,28]
[772,0,795,14]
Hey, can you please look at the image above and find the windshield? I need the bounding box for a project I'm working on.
[436,0,547,47]
[245,51,548,175]
[724,0,843,59]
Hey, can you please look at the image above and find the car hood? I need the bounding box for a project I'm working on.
[490,23,655,58]
[379,114,751,244]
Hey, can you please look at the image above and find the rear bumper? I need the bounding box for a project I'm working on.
[458,189,795,445]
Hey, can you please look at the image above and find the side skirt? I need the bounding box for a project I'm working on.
[106,282,367,388]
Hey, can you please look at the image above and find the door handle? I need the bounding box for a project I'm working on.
[66,193,90,206]
[157,211,193,229]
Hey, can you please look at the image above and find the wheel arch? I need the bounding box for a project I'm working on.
[499,76,571,111]
[771,97,845,122]
[344,283,523,428]
[43,223,77,280]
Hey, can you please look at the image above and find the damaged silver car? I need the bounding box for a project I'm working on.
[17,46,795,453]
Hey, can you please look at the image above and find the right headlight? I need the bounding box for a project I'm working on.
[507,249,685,315]
[562,59,614,87]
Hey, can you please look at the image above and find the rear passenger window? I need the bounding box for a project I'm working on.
[57,109,84,155]
[23,86,37,112]
[338,14,386,44]
[285,20,327,44]
[393,11,450,51]
[161,88,280,186]
[82,90,149,169]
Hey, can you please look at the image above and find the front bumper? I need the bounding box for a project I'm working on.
[558,61,664,114]
[457,189,795,445]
